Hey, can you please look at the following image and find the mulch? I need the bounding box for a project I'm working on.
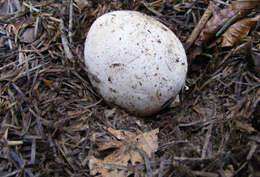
[0,0,259,176]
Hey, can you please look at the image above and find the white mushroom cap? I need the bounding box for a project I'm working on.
[84,10,187,116]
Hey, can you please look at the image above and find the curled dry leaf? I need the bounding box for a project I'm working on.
[89,128,159,177]
[221,16,260,47]
[195,5,237,46]
[195,0,259,46]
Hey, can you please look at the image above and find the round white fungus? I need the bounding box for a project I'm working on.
[84,10,188,116]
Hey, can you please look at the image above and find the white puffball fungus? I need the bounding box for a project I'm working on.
[84,10,188,116]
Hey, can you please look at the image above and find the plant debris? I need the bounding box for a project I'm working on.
[89,128,159,177]
[212,15,260,48]
[0,0,259,177]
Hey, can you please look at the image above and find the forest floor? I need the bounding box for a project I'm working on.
[0,0,259,177]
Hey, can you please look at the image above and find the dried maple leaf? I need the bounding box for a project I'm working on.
[89,128,159,177]
[221,16,260,47]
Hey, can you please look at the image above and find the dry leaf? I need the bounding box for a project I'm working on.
[232,0,260,14]
[195,0,259,46]
[7,18,34,41]
[74,0,90,11]
[89,128,159,177]
[20,27,35,43]
[221,16,260,47]
[195,4,237,46]
[108,127,136,140]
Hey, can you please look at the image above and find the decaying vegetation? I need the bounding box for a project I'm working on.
[0,0,259,176]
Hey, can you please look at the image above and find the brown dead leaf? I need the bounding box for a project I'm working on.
[195,4,237,46]
[221,16,260,47]
[20,27,35,43]
[89,128,159,177]
[74,0,90,11]
[195,0,259,46]
[108,127,136,140]
[7,18,34,42]
[232,0,260,15]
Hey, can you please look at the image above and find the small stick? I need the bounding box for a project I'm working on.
[216,14,238,37]
[69,0,73,43]
[246,142,257,160]
[201,123,212,159]
[173,157,211,161]
[135,147,153,177]
[192,171,219,177]
[185,1,214,50]
[202,104,215,159]
[60,19,74,61]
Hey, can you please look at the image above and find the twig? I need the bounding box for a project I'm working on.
[216,14,238,37]
[6,31,13,50]
[202,104,215,159]
[29,138,36,165]
[53,99,102,128]
[60,19,74,61]
[201,123,212,159]
[69,0,73,43]
[29,108,47,138]
[231,161,248,177]
[135,147,153,177]
[216,47,235,68]
[158,160,167,177]
[192,170,219,177]
[9,151,25,168]
[185,1,214,50]
[34,16,40,39]
[22,2,40,12]
[3,128,24,146]
[173,157,211,161]
[142,2,163,17]
[246,142,257,160]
